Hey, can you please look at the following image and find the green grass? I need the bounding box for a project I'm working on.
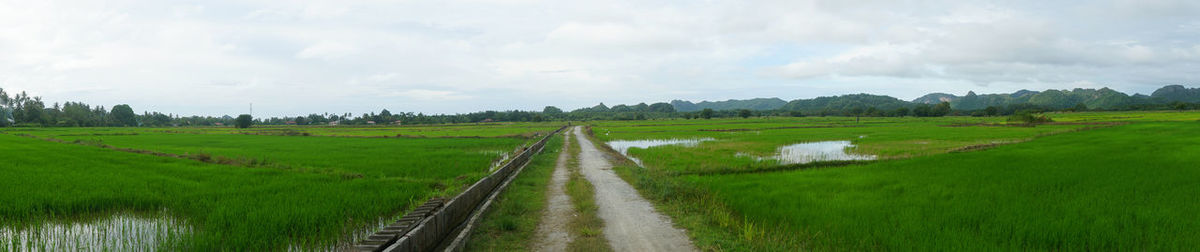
[687,122,1200,250]
[0,133,424,250]
[36,131,528,182]
[0,125,551,250]
[594,112,1200,250]
[30,122,566,138]
[1047,110,1200,122]
[565,131,612,252]
[595,116,1091,175]
[466,134,564,251]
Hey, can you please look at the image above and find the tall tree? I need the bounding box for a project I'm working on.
[22,97,46,125]
[110,104,137,126]
[0,88,9,126]
[984,106,999,116]
[235,114,253,128]
[738,109,752,118]
[0,87,9,107]
[932,102,952,116]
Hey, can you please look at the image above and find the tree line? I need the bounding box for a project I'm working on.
[4,87,1199,128]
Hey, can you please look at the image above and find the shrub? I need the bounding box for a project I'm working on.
[235,114,253,129]
[1007,111,1053,125]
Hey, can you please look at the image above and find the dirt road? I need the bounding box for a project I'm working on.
[532,130,574,251]
[571,127,697,252]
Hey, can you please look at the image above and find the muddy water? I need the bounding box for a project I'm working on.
[0,213,193,251]
[606,138,713,166]
[741,140,875,165]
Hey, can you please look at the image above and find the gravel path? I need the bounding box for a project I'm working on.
[571,127,697,252]
[532,130,574,251]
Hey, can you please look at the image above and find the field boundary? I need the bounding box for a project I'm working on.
[355,126,567,252]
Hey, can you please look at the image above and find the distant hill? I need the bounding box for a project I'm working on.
[912,93,958,104]
[781,94,910,114]
[670,98,787,112]
[619,84,1200,115]
[1151,85,1200,103]
[907,86,1200,110]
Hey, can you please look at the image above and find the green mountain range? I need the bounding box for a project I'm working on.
[669,98,787,112]
[910,85,1197,110]
[659,85,1198,112]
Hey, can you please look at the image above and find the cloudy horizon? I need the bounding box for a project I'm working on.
[2,0,1198,117]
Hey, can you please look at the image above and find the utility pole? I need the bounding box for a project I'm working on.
[250,102,253,117]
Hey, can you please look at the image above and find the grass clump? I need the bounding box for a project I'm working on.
[1007,111,1054,125]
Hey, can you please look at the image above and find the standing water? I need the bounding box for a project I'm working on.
[1,213,193,251]
[606,138,713,166]
[742,140,875,165]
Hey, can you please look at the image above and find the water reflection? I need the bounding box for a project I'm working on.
[743,140,875,165]
[0,213,193,251]
[606,138,713,166]
[481,150,513,171]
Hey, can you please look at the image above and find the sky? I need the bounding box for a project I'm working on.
[1,0,1198,117]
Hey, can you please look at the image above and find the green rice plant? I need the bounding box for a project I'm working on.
[594,113,1200,250]
[594,116,1091,175]
[667,122,1200,250]
[0,124,551,250]
[39,131,528,181]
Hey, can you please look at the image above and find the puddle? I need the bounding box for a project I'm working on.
[606,138,713,166]
[0,213,193,251]
[743,140,875,165]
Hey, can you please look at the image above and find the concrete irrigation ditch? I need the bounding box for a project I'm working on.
[356,126,568,252]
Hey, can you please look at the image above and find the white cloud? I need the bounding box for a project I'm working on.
[0,0,1198,116]
[388,89,472,101]
[295,41,359,59]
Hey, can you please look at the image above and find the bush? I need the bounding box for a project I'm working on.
[235,114,253,129]
[1007,111,1053,125]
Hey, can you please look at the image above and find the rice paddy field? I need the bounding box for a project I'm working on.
[0,123,563,250]
[590,111,1200,251]
[4,111,1198,251]
[155,122,564,138]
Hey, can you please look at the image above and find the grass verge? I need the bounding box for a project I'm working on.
[465,134,564,250]
[565,129,613,252]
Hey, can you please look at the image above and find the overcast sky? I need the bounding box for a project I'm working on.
[2,0,1198,117]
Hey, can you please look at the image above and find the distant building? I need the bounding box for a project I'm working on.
[393,120,403,125]
[329,121,340,126]
[367,121,376,125]
[214,122,225,126]
[482,118,494,123]
[286,121,297,125]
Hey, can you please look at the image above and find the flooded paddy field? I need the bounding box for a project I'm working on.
[591,116,1088,174]
[0,124,559,250]
[607,138,713,166]
[588,113,1200,250]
